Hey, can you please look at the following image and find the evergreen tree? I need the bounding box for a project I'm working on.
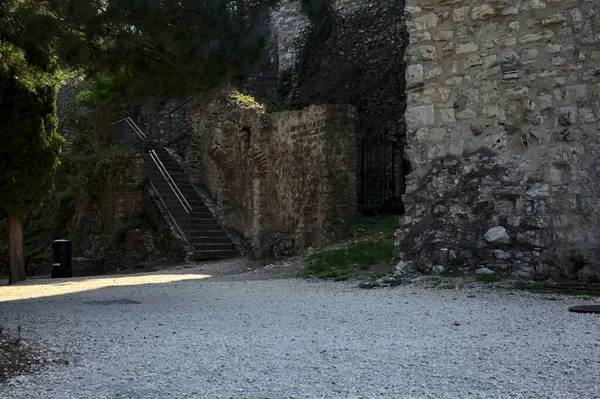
[0,43,64,284]
[0,0,274,283]
[1,0,273,97]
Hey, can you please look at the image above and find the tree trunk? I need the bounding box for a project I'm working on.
[8,214,26,284]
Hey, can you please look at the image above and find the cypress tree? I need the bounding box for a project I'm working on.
[0,44,64,284]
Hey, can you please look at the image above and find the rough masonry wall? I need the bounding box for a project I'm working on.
[397,0,600,281]
[291,0,406,140]
[272,1,310,73]
[72,157,186,271]
[187,97,357,257]
[270,0,408,208]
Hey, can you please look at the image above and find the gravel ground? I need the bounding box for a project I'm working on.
[1,261,599,399]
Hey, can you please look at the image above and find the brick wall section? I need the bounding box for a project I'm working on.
[188,98,357,256]
[397,0,600,281]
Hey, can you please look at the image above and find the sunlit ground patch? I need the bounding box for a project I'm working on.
[0,272,212,302]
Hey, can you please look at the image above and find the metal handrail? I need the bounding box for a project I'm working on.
[111,117,148,153]
[168,97,194,117]
[112,117,148,140]
[148,150,192,241]
[168,97,194,141]
[150,150,192,211]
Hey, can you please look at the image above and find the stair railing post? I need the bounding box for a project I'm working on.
[186,211,190,241]
[148,155,152,185]
[168,114,172,143]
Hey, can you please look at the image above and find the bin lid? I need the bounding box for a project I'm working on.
[52,239,72,249]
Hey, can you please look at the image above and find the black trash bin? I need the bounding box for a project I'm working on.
[51,240,72,278]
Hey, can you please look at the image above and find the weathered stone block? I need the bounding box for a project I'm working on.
[406,105,436,127]
[566,85,588,102]
[456,42,479,55]
[453,6,470,22]
[472,4,494,20]
[433,30,454,41]
[406,64,424,86]
[542,13,566,25]
[413,13,439,30]
[417,45,438,60]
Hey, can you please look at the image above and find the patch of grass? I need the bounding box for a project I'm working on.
[445,282,457,289]
[300,215,400,280]
[476,273,502,282]
[515,282,600,297]
[338,215,398,240]
[300,239,393,281]
[358,196,404,217]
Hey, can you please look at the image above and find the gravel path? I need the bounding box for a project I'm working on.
[1,262,599,399]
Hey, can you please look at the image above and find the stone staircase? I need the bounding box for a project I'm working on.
[112,107,239,262]
[149,145,239,261]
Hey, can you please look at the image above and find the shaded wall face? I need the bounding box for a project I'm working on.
[189,101,357,256]
[398,1,600,280]
[271,0,408,209]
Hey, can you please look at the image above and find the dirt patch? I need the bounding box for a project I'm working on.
[0,329,42,381]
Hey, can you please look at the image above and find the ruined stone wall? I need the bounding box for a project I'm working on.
[269,0,408,210]
[397,0,600,281]
[69,157,186,271]
[187,97,357,256]
[272,0,406,139]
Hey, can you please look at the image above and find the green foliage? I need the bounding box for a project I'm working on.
[21,136,136,255]
[337,215,398,240]
[301,240,393,281]
[265,93,289,113]
[176,136,194,158]
[300,216,397,281]
[113,212,147,245]
[0,44,64,217]
[1,0,276,99]
[265,71,293,113]
[67,138,136,202]
[70,74,126,109]
[230,92,261,107]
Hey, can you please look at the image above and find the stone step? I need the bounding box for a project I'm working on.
[187,223,227,231]
[163,169,185,176]
[150,147,237,257]
[194,249,239,261]
[188,236,233,243]
[192,243,236,251]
